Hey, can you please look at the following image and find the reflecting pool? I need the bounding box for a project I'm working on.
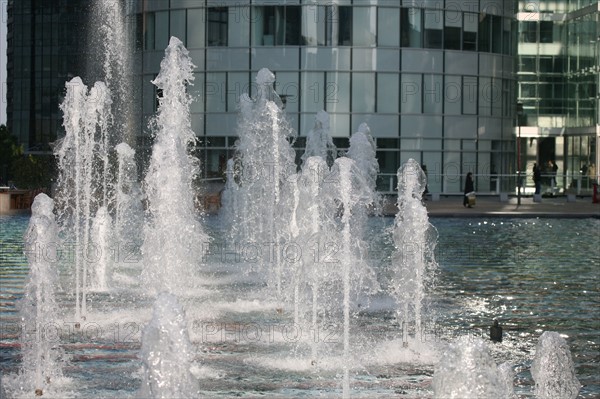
[1,214,598,397]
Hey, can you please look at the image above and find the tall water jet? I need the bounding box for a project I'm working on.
[432,337,514,398]
[18,194,63,396]
[90,206,111,290]
[141,37,208,295]
[531,331,581,398]
[56,78,112,319]
[333,157,379,398]
[336,157,356,398]
[88,0,135,146]
[230,68,297,297]
[346,123,380,244]
[115,142,144,250]
[219,157,240,232]
[347,123,379,197]
[391,159,438,339]
[290,154,339,361]
[301,110,336,168]
[138,293,198,398]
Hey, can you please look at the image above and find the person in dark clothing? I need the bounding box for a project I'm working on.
[533,163,542,194]
[463,172,474,208]
[550,160,558,188]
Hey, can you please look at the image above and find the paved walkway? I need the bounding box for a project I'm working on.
[383,195,600,218]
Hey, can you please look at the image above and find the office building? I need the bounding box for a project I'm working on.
[135,0,517,194]
[516,0,599,192]
[6,0,88,153]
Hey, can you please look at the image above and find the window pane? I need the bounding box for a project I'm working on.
[230,7,249,47]
[264,7,282,45]
[302,72,324,113]
[378,7,400,47]
[353,7,376,46]
[422,151,442,193]
[377,151,399,174]
[521,21,536,43]
[491,78,502,116]
[155,11,169,50]
[478,14,490,52]
[401,8,422,47]
[444,27,461,50]
[520,83,537,98]
[227,72,249,112]
[491,15,502,53]
[424,74,442,114]
[302,5,325,45]
[463,12,477,51]
[206,72,226,112]
[328,6,353,46]
[401,73,422,113]
[253,6,300,46]
[145,12,155,50]
[170,9,186,45]
[377,73,399,113]
[352,73,375,113]
[424,9,442,49]
[326,72,350,113]
[479,76,491,116]
[187,8,205,48]
[284,6,301,45]
[444,75,461,115]
[252,7,264,45]
[502,17,511,54]
[208,7,228,46]
[539,56,558,72]
[444,8,461,50]
[463,76,477,115]
[540,21,553,43]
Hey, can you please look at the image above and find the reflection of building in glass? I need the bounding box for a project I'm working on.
[6,0,87,152]
[517,0,599,193]
[135,1,517,194]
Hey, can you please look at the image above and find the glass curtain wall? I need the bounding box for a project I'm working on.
[136,2,517,193]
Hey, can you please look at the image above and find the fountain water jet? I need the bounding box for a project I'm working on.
[219,157,240,233]
[138,293,198,398]
[301,110,336,168]
[432,337,514,398]
[88,0,135,146]
[391,159,438,339]
[141,36,208,295]
[333,156,379,398]
[90,206,111,290]
[228,68,297,297]
[18,194,64,396]
[114,142,144,250]
[347,123,379,197]
[531,331,581,399]
[56,78,112,319]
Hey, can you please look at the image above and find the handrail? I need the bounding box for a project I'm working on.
[376,172,598,195]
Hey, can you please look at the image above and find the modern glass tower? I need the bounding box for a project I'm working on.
[516,0,599,194]
[6,0,88,152]
[134,0,518,194]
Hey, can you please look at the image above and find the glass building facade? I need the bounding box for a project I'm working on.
[135,0,518,194]
[6,0,599,195]
[516,0,599,193]
[6,0,88,152]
